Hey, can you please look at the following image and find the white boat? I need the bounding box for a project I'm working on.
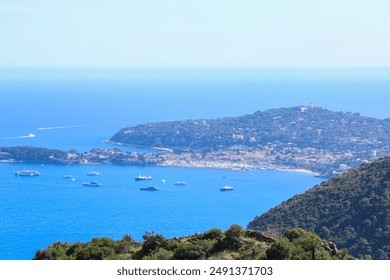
[140,186,160,191]
[15,170,40,177]
[161,179,166,183]
[82,181,102,187]
[174,181,186,186]
[135,175,152,181]
[221,186,234,191]
[87,171,100,176]
[63,174,73,179]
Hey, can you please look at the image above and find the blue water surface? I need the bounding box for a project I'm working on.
[0,68,389,259]
[0,162,322,260]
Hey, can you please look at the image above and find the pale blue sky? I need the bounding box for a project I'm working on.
[0,0,389,68]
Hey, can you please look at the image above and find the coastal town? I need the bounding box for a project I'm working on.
[0,143,379,178]
[0,106,389,178]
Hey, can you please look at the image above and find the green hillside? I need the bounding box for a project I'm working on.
[34,226,352,260]
[248,157,390,259]
[110,106,390,176]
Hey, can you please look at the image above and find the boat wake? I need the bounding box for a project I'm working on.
[0,133,35,140]
[37,122,129,131]
[37,125,89,130]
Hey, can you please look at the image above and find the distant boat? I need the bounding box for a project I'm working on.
[161,179,166,183]
[27,133,35,138]
[87,171,100,176]
[140,186,160,191]
[15,170,40,177]
[221,186,234,191]
[174,181,186,186]
[82,181,102,187]
[135,175,152,181]
[63,174,73,179]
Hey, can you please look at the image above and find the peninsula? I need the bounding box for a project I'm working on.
[110,106,390,177]
[1,106,389,177]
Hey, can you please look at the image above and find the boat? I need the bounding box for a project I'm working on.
[82,181,102,187]
[86,171,100,176]
[63,174,73,179]
[15,170,40,177]
[135,175,152,181]
[140,186,160,191]
[220,186,234,191]
[161,179,166,183]
[174,181,186,186]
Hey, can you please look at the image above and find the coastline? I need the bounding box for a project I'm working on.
[105,141,325,176]
[158,159,320,177]
[0,145,327,177]
[273,167,319,176]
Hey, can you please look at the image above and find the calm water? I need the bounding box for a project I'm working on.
[0,163,322,260]
[0,68,389,259]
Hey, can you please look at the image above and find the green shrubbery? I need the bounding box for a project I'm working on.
[34,226,352,260]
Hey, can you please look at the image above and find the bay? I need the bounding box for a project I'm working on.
[0,68,389,259]
[0,162,322,260]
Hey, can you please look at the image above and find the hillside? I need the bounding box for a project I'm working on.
[0,146,71,164]
[0,146,162,166]
[33,226,353,260]
[247,157,390,260]
[110,106,390,176]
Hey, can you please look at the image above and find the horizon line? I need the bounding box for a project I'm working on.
[1,66,390,70]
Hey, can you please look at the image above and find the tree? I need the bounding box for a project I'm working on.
[224,224,245,243]
[202,228,225,240]
[139,232,166,257]
[266,237,292,260]
[173,242,205,260]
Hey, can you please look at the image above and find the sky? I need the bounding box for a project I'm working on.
[0,0,389,68]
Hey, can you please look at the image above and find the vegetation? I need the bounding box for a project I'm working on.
[110,106,390,175]
[0,146,71,164]
[3,107,390,176]
[111,106,389,152]
[248,157,390,260]
[0,146,162,166]
[34,226,353,260]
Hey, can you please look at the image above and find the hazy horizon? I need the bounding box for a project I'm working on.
[1,0,389,68]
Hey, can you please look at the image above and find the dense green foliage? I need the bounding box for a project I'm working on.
[248,157,390,260]
[0,146,162,166]
[111,106,389,166]
[266,229,349,260]
[111,106,389,151]
[34,226,352,260]
[0,146,71,164]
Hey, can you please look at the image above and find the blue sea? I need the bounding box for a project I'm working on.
[0,68,389,260]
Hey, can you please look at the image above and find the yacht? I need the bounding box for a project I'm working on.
[63,174,73,179]
[135,175,152,181]
[86,171,100,176]
[15,170,40,177]
[174,181,186,186]
[140,186,160,191]
[82,181,102,187]
[220,186,234,191]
